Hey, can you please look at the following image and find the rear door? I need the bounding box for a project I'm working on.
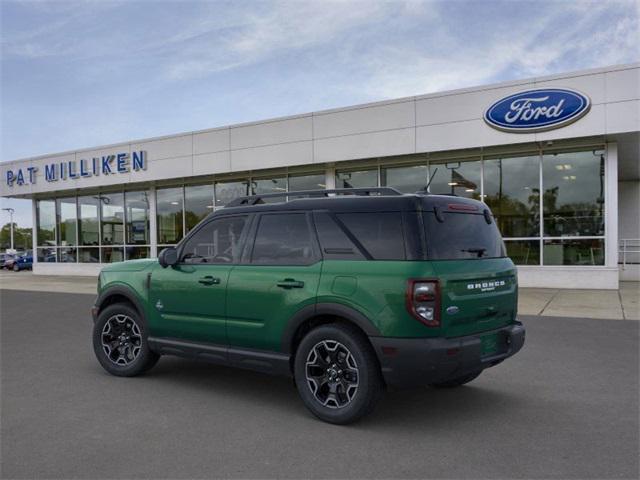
[226,212,321,351]
[423,208,517,339]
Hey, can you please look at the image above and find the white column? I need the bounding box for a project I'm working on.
[605,143,619,275]
[149,186,158,257]
[325,164,336,190]
[31,199,37,267]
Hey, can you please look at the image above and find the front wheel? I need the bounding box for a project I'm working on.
[294,324,383,425]
[12,264,19,272]
[92,303,159,377]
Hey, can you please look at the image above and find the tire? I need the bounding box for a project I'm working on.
[294,323,383,425]
[428,370,482,388]
[92,303,159,377]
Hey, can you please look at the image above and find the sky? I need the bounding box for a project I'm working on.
[1,0,639,228]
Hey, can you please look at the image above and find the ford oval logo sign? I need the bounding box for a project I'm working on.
[484,88,591,133]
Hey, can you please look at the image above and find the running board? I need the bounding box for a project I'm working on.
[147,337,291,377]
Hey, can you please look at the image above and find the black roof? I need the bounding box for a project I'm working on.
[214,188,487,217]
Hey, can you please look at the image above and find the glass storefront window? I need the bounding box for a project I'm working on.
[157,187,184,244]
[336,169,377,189]
[542,150,605,237]
[102,247,124,263]
[543,239,604,266]
[36,246,57,263]
[504,240,540,266]
[126,246,150,260]
[78,247,100,263]
[214,180,249,207]
[185,184,214,232]
[56,198,77,246]
[100,193,124,245]
[288,173,325,191]
[483,155,540,238]
[36,200,56,246]
[125,191,150,245]
[78,196,100,246]
[428,160,481,199]
[58,247,77,263]
[251,176,287,203]
[381,164,428,193]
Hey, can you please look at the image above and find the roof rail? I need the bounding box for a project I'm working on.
[225,187,403,208]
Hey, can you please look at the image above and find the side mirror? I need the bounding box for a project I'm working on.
[158,247,178,268]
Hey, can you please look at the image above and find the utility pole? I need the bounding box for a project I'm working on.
[2,207,15,251]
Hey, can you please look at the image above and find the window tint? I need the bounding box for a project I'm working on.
[252,214,315,265]
[314,212,365,260]
[336,213,405,260]
[423,212,505,260]
[181,216,247,264]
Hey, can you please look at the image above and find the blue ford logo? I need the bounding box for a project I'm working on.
[484,88,591,133]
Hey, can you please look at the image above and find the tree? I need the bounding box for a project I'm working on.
[0,223,32,251]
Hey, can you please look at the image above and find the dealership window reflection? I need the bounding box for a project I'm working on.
[36,200,56,246]
[100,193,124,245]
[428,160,481,199]
[156,187,184,244]
[185,184,214,233]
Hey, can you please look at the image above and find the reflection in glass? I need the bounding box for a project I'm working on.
[483,156,540,238]
[251,177,287,203]
[215,180,249,207]
[102,247,124,263]
[381,164,428,193]
[78,247,100,263]
[288,173,325,191]
[37,200,56,246]
[56,198,77,246]
[125,191,150,245]
[37,247,57,262]
[101,193,124,245]
[504,240,540,265]
[185,184,214,232]
[336,169,377,189]
[542,150,605,237]
[543,239,604,265]
[156,187,184,244]
[428,160,481,199]
[126,246,150,260]
[78,196,100,246]
[58,247,77,263]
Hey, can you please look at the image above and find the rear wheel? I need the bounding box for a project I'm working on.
[92,303,159,377]
[429,370,482,388]
[294,324,383,424]
[12,263,19,272]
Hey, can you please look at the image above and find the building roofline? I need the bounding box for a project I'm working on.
[2,61,639,165]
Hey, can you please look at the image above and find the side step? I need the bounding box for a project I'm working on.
[147,337,291,377]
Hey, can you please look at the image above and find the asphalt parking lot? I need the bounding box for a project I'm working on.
[1,289,638,479]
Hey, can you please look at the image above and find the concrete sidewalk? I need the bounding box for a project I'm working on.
[1,270,638,320]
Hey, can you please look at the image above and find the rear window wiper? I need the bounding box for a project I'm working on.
[461,247,487,258]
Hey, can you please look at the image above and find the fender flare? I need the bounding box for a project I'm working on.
[280,302,381,354]
[94,285,147,323]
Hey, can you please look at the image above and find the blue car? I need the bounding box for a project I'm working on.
[13,252,33,271]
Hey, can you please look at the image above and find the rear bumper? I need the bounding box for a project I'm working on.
[370,322,525,389]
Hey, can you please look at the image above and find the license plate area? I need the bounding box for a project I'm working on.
[480,332,507,357]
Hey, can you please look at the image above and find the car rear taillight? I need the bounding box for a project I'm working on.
[406,279,440,327]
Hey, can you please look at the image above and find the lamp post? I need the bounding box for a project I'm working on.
[2,207,15,251]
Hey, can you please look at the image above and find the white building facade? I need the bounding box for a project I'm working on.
[2,63,639,289]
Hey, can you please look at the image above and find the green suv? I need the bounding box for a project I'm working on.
[92,188,525,424]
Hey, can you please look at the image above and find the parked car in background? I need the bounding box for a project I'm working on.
[2,253,17,270]
[12,251,33,271]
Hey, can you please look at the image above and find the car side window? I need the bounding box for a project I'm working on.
[181,215,248,264]
[251,213,316,265]
[313,212,366,260]
[336,212,406,260]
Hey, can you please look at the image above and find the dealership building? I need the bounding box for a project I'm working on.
[1,63,638,289]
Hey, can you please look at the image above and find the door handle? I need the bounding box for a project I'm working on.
[276,278,305,289]
[198,276,221,285]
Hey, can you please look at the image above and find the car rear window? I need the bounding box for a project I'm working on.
[336,212,406,260]
[423,211,505,260]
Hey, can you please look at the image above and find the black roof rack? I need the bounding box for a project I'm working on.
[225,187,403,208]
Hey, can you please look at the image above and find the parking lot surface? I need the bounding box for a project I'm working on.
[1,289,638,479]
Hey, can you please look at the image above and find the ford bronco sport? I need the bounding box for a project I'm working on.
[92,188,525,424]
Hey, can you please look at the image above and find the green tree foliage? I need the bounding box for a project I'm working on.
[0,223,32,250]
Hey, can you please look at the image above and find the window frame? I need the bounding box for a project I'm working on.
[243,211,321,267]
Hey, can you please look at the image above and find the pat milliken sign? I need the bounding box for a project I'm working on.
[5,151,147,187]
[484,88,591,133]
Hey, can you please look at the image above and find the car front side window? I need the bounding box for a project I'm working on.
[181,216,248,264]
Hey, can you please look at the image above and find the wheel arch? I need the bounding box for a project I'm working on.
[95,286,146,323]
